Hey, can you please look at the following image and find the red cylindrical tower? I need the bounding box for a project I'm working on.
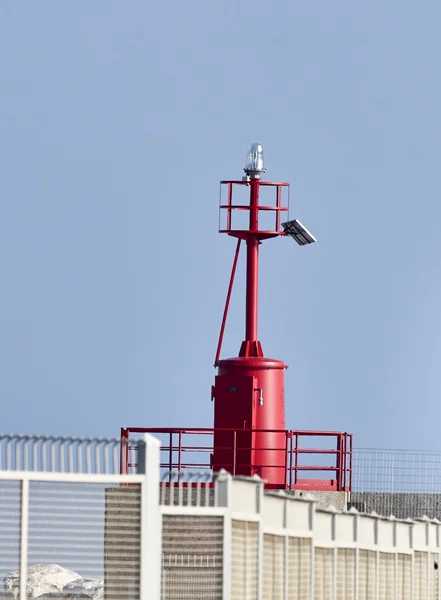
[212,144,315,486]
[214,357,287,485]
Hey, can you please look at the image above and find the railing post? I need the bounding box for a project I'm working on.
[168,432,173,483]
[276,185,282,231]
[178,431,182,475]
[294,433,299,487]
[336,434,342,491]
[227,182,232,231]
[349,434,353,491]
[288,432,293,489]
[140,433,161,600]
[120,428,129,475]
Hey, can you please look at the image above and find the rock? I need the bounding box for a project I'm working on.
[63,578,104,599]
[4,564,81,599]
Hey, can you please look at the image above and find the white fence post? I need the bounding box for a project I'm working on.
[140,433,161,600]
[331,512,337,600]
[19,478,29,600]
[256,476,264,600]
[218,470,232,600]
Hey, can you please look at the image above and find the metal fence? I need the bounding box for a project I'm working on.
[0,434,123,474]
[3,434,441,599]
[352,448,441,493]
[0,434,161,600]
[120,427,353,491]
[351,448,441,519]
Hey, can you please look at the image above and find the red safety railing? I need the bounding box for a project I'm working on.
[120,427,352,492]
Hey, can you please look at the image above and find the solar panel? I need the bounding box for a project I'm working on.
[282,219,316,246]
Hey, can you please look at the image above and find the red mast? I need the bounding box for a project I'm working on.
[212,144,316,486]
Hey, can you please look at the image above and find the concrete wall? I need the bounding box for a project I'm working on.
[287,489,348,511]
[351,492,441,519]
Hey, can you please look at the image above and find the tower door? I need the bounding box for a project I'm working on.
[212,374,256,476]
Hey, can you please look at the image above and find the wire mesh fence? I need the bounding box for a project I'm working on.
[3,438,441,600]
[0,476,143,600]
[162,516,224,600]
[352,448,441,519]
[352,449,441,494]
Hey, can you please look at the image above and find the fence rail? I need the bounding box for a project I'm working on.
[121,427,353,491]
[0,434,123,474]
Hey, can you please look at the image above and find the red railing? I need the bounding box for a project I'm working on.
[120,427,352,492]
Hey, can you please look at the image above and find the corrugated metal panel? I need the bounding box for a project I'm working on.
[287,537,311,600]
[379,552,395,600]
[0,481,20,582]
[231,520,258,600]
[358,550,377,600]
[414,552,429,600]
[162,515,223,600]
[314,547,333,600]
[26,482,141,600]
[104,485,141,600]
[337,548,355,600]
[263,534,284,600]
[0,481,143,600]
[396,553,412,600]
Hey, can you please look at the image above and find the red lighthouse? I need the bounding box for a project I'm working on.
[121,144,352,493]
[212,144,316,487]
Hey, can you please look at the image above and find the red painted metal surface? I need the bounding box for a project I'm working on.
[214,239,241,367]
[244,179,259,348]
[120,427,353,491]
[213,357,287,485]
[217,179,290,358]
[214,178,292,486]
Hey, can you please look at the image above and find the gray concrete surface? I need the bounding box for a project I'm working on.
[350,492,441,519]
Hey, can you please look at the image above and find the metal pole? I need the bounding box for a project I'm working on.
[168,432,173,483]
[178,431,182,474]
[245,179,259,343]
[215,239,242,366]
[120,428,128,475]
[336,434,342,492]
[289,434,293,489]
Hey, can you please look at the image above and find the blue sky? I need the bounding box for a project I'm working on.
[0,1,440,451]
